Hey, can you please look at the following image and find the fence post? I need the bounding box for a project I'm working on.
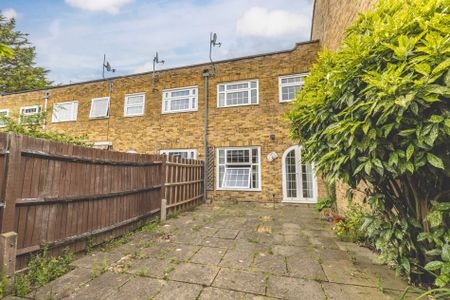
[1,133,22,233]
[0,133,22,276]
[160,155,167,222]
[161,199,167,222]
[0,232,17,276]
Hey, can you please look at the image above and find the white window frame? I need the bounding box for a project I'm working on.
[19,105,41,124]
[162,86,198,114]
[92,141,112,150]
[0,109,9,127]
[51,101,78,123]
[216,146,261,191]
[160,149,197,159]
[89,97,110,119]
[278,73,308,102]
[124,92,145,117]
[217,79,259,108]
[222,167,252,189]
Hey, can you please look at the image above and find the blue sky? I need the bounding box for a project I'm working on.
[1,0,314,85]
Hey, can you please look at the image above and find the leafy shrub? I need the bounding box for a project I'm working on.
[333,205,367,242]
[0,111,90,146]
[314,195,335,212]
[14,246,73,296]
[288,0,449,286]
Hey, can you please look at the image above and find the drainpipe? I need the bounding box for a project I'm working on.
[43,91,49,129]
[202,69,210,203]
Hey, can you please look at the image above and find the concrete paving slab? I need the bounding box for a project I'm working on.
[190,246,227,265]
[126,257,172,278]
[253,254,287,275]
[109,276,165,299]
[169,262,220,285]
[67,271,130,299]
[212,268,266,295]
[154,280,203,300]
[31,267,92,300]
[286,257,327,281]
[202,236,236,249]
[267,275,325,300]
[214,228,240,239]
[219,249,255,270]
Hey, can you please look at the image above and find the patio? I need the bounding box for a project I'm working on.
[11,202,418,300]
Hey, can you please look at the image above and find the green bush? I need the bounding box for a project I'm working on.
[333,205,367,242]
[288,0,449,286]
[14,246,73,297]
[0,111,90,146]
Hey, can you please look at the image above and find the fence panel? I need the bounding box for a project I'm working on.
[0,132,205,270]
[165,155,204,214]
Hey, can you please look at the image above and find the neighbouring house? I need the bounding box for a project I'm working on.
[0,0,377,206]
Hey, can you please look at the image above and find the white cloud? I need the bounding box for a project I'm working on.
[64,0,133,15]
[2,8,18,20]
[236,7,309,37]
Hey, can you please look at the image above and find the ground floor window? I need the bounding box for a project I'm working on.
[0,109,9,127]
[160,149,197,159]
[216,147,260,191]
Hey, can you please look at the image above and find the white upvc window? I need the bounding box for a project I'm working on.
[216,147,261,191]
[278,74,308,102]
[19,105,41,124]
[160,149,197,159]
[217,79,259,108]
[124,93,145,117]
[90,97,110,119]
[162,86,198,114]
[92,141,112,150]
[0,109,9,127]
[52,101,78,123]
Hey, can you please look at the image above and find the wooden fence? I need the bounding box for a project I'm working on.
[0,132,204,272]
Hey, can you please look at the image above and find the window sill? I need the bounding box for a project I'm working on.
[217,103,259,109]
[89,116,110,120]
[51,120,77,123]
[123,114,144,118]
[216,188,262,192]
[161,109,198,115]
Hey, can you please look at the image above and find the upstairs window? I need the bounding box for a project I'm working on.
[278,74,307,102]
[52,101,78,123]
[217,80,259,107]
[0,109,9,127]
[90,97,110,119]
[124,93,145,117]
[19,105,41,125]
[160,149,197,159]
[162,87,198,114]
[217,147,261,190]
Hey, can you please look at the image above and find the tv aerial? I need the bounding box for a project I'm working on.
[102,54,116,79]
[152,51,165,89]
[209,32,221,76]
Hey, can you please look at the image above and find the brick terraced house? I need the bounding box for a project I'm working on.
[0,0,378,205]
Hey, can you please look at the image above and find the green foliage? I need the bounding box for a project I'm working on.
[0,14,51,92]
[288,0,449,286]
[14,246,73,296]
[0,271,9,298]
[332,205,367,242]
[314,195,335,212]
[0,111,90,146]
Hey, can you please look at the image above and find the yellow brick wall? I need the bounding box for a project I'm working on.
[311,0,379,52]
[0,41,327,203]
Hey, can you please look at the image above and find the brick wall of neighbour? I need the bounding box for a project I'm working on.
[0,41,327,203]
[311,0,378,213]
[311,0,379,52]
